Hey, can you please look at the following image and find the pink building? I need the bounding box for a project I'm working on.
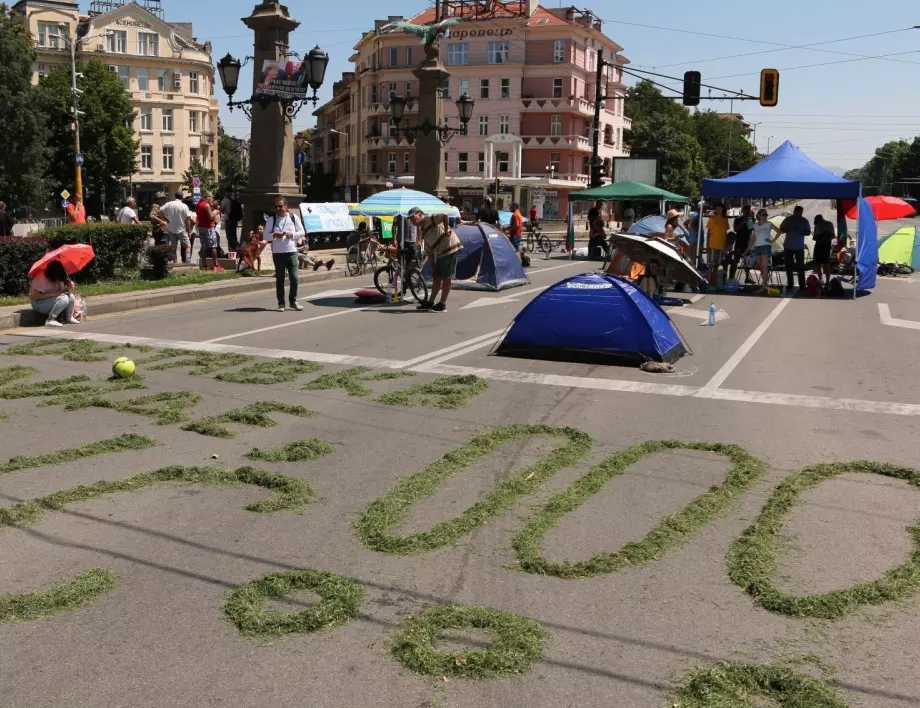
[314,1,630,217]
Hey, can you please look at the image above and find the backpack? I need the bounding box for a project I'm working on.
[805,274,821,298]
[827,277,845,298]
[521,252,531,268]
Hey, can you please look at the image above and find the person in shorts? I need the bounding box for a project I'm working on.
[812,214,835,286]
[744,208,782,292]
[196,192,221,270]
[410,207,462,313]
[706,203,729,287]
[507,202,524,260]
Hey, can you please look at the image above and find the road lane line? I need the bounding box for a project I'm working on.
[203,307,368,343]
[397,329,507,369]
[699,298,791,394]
[879,303,920,331]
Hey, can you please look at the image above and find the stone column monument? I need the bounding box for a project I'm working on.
[243,2,302,228]
[412,52,450,197]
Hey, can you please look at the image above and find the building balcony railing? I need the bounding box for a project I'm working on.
[522,172,591,184]
[201,131,215,146]
[519,134,593,151]
[444,49,524,68]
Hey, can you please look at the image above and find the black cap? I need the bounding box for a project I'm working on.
[407,207,423,217]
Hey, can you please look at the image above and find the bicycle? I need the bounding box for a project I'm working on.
[525,223,541,253]
[346,237,379,276]
[877,261,914,277]
[373,245,429,303]
[537,231,567,259]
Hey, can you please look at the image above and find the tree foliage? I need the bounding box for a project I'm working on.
[691,111,759,179]
[846,139,920,196]
[217,122,247,196]
[182,158,217,196]
[35,59,138,217]
[0,3,49,213]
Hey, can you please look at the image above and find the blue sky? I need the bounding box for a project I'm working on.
[158,0,920,170]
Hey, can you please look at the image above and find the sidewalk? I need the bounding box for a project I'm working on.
[0,257,350,332]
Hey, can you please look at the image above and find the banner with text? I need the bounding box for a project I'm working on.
[255,59,309,100]
[299,203,355,233]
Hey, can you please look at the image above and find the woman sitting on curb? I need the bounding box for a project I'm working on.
[30,260,79,327]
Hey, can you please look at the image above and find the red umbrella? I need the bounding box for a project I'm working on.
[29,244,95,278]
[846,195,916,221]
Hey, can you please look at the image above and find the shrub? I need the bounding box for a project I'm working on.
[144,244,174,280]
[37,223,149,283]
[0,236,50,297]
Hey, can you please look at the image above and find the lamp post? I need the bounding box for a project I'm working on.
[389,93,474,146]
[545,163,555,181]
[216,3,329,228]
[58,22,90,200]
[330,128,352,202]
[766,136,774,154]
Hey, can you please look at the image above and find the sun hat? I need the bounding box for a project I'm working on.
[666,209,682,219]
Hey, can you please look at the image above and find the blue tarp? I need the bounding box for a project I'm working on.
[495,273,687,365]
[702,140,861,199]
[857,197,879,291]
[422,222,528,291]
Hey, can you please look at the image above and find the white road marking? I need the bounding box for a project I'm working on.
[13,330,405,369]
[700,299,791,393]
[296,288,360,303]
[460,286,547,310]
[203,307,368,343]
[529,261,587,275]
[397,329,507,369]
[667,307,730,323]
[879,303,920,331]
[412,362,920,418]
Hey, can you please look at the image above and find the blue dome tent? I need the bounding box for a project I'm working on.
[422,223,529,291]
[495,273,688,365]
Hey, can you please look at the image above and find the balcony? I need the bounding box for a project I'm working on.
[521,96,594,117]
[445,47,524,68]
[522,172,591,185]
[201,131,215,146]
[520,134,593,151]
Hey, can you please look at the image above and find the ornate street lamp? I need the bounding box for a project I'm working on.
[389,93,475,145]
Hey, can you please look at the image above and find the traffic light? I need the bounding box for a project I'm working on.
[682,71,701,107]
[590,156,604,188]
[760,69,779,107]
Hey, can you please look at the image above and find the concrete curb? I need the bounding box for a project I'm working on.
[0,269,349,332]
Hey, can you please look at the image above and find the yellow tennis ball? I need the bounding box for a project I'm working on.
[112,357,136,378]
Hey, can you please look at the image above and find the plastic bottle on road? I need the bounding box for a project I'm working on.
[708,303,716,327]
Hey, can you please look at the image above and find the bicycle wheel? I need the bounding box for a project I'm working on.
[374,263,396,296]
[366,249,379,274]
[897,263,914,275]
[346,245,362,277]
[540,235,553,256]
[407,268,429,303]
[526,231,535,253]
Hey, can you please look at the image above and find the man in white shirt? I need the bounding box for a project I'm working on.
[264,196,304,312]
[118,196,141,225]
[160,191,193,263]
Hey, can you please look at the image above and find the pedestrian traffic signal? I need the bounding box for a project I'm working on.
[682,71,701,107]
[760,69,779,107]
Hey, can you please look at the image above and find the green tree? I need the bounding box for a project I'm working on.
[0,3,49,213]
[691,111,759,179]
[217,121,247,196]
[35,59,138,217]
[182,158,218,196]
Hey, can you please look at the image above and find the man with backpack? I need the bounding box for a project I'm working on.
[221,190,244,253]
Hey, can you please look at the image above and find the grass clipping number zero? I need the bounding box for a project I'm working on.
[391,605,549,680]
[224,570,365,638]
[672,662,848,707]
[728,459,920,619]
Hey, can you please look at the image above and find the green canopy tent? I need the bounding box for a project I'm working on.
[566,182,691,252]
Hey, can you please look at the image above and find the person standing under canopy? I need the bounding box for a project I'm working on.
[706,203,729,287]
[780,205,811,291]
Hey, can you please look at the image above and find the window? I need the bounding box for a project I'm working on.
[162,108,173,132]
[388,47,398,67]
[550,114,562,136]
[137,67,148,91]
[162,145,174,171]
[588,50,596,72]
[404,152,411,173]
[405,81,412,99]
[553,78,564,98]
[406,47,413,66]
[478,115,489,136]
[37,22,61,49]
[604,124,614,146]
[137,32,158,56]
[445,151,449,172]
[500,116,510,135]
[387,118,396,137]
[459,79,469,97]
[479,79,489,99]
[554,39,565,63]
[458,152,468,173]
[140,146,152,170]
[189,111,199,133]
[498,151,509,173]
[447,43,468,66]
[108,65,129,88]
[488,41,509,64]
[478,152,485,173]
[388,82,397,100]
[387,151,396,173]
[106,29,126,53]
[190,148,199,163]
[370,152,378,173]
[189,71,199,94]
[158,69,169,92]
[140,107,152,131]
[500,78,510,99]
[439,77,450,99]
[549,152,560,172]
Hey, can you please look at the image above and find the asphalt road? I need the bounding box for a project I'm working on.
[3,220,920,707]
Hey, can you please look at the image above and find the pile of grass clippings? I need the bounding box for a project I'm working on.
[513,440,765,579]
[303,366,415,398]
[671,662,848,707]
[224,570,365,638]
[0,569,119,623]
[1,374,144,402]
[0,365,36,387]
[181,401,318,439]
[376,375,488,410]
[2,338,118,362]
[391,605,549,679]
[216,358,324,385]
[355,424,592,555]
[246,438,335,463]
[143,351,253,376]
[728,459,920,619]
[0,433,157,477]
[62,391,202,425]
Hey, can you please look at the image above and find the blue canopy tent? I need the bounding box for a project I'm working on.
[422,222,529,291]
[701,140,875,293]
[495,273,688,365]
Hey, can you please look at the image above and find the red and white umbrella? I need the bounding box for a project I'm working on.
[846,195,916,221]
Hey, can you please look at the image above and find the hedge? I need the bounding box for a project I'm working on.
[0,223,149,296]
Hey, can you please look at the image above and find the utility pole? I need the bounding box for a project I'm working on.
[60,23,85,199]
[590,48,605,188]
[726,98,734,177]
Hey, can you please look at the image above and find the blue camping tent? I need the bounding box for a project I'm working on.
[422,222,529,291]
[495,273,687,365]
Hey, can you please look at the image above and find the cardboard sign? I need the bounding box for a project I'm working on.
[298,203,355,233]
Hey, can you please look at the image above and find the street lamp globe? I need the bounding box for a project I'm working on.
[306,46,329,91]
[390,95,407,124]
[455,93,474,125]
[217,53,241,98]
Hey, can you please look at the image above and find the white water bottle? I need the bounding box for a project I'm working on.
[708,303,716,326]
